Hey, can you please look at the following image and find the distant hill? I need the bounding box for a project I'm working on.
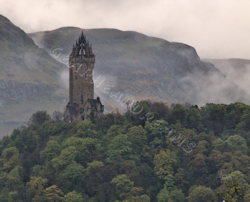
[29,27,250,110]
[1,14,250,137]
[0,15,68,136]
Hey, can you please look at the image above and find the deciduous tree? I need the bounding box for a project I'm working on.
[153,149,177,180]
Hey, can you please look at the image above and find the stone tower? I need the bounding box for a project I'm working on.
[64,32,104,121]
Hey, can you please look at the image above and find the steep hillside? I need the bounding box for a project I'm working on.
[29,27,250,111]
[0,15,68,136]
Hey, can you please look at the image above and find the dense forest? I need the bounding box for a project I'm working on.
[0,100,249,201]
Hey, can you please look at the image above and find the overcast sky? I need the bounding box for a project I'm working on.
[0,0,249,59]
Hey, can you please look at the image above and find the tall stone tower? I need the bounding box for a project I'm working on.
[64,32,104,121]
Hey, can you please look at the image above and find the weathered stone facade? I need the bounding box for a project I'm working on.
[64,32,104,121]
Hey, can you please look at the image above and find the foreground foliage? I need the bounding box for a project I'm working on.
[0,101,249,201]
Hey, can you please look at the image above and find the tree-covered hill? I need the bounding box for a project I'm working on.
[0,101,249,201]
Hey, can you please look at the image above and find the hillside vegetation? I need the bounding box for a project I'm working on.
[0,101,249,201]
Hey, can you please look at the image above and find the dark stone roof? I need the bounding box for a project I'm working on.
[87,97,103,109]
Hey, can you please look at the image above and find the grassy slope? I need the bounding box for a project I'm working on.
[0,15,68,137]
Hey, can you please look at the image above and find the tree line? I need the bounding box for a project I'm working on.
[0,101,249,201]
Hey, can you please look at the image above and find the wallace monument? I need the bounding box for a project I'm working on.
[64,32,104,121]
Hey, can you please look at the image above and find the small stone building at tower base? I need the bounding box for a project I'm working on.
[64,97,104,121]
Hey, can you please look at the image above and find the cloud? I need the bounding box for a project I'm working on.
[178,70,247,106]
[0,0,249,59]
[214,63,250,96]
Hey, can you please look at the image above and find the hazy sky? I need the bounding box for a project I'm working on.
[0,0,249,59]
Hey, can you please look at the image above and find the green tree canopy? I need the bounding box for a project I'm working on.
[63,190,84,202]
[111,174,134,199]
[106,134,132,163]
[157,186,170,202]
[40,140,61,161]
[42,185,64,202]
[187,185,215,202]
[153,149,177,180]
[226,135,247,155]
[51,146,78,171]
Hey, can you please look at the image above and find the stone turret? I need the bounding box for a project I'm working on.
[64,31,104,121]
